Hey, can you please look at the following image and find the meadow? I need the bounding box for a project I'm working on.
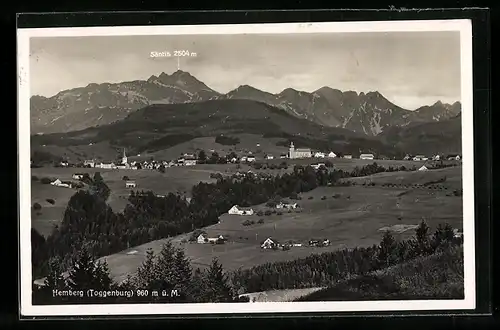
[97,166,463,284]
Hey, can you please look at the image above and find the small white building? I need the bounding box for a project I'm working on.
[418,165,429,171]
[228,205,254,216]
[280,154,288,159]
[314,152,325,158]
[359,154,374,160]
[265,154,274,160]
[311,163,326,170]
[125,180,136,188]
[72,173,84,180]
[343,155,352,159]
[59,161,69,167]
[246,155,256,162]
[413,155,427,161]
[197,233,208,244]
[261,237,279,249]
[97,162,116,169]
[84,160,95,168]
[328,152,337,158]
[276,202,298,209]
[432,155,441,161]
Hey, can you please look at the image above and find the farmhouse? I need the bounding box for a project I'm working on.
[59,161,69,167]
[265,154,274,160]
[343,155,352,159]
[51,179,71,188]
[413,155,428,161]
[418,165,429,171]
[314,152,325,158]
[72,173,84,180]
[432,155,441,161]
[328,152,337,158]
[96,162,116,169]
[197,233,208,244]
[311,163,326,170]
[228,205,254,216]
[288,142,312,159]
[84,160,95,168]
[276,202,298,209]
[184,155,197,166]
[125,180,136,188]
[261,237,279,250]
[359,154,374,160]
[447,154,461,161]
[246,155,256,162]
[403,155,412,160]
[280,154,288,159]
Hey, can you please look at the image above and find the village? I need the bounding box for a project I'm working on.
[41,141,462,190]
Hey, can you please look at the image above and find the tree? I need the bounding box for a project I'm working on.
[432,223,455,250]
[201,257,235,302]
[415,220,433,255]
[158,164,166,173]
[134,248,156,288]
[90,172,110,201]
[67,248,113,294]
[377,231,398,267]
[198,150,207,163]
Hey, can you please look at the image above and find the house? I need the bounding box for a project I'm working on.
[59,161,69,167]
[447,154,461,161]
[50,179,62,186]
[184,155,197,166]
[246,155,256,162]
[359,154,374,160]
[311,163,326,170]
[241,156,248,162]
[322,239,331,246]
[288,142,312,159]
[308,239,320,247]
[84,160,95,168]
[413,155,428,161]
[328,152,337,158]
[453,228,463,239]
[265,154,274,160]
[197,233,208,244]
[96,162,116,169]
[432,155,441,161]
[72,173,84,180]
[261,237,279,250]
[280,154,288,159]
[228,205,254,215]
[125,180,136,188]
[343,155,352,159]
[314,152,325,158]
[51,179,71,188]
[276,202,298,209]
[418,165,429,171]
[403,155,412,160]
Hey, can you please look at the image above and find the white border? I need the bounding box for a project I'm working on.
[18,19,475,316]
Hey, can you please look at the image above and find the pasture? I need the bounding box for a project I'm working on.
[99,166,463,284]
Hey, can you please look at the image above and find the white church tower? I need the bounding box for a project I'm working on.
[122,148,128,165]
[289,142,295,159]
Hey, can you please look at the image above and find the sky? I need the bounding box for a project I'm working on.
[29,31,461,110]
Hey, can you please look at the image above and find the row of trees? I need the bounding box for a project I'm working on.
[229,221,462,294]
[33,242,248,304]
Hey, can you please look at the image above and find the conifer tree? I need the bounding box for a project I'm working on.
[67,248,112,293]
[377,231,398,267]
[135,248,156,289]
[415,220,433,255]
[202,257,235,303]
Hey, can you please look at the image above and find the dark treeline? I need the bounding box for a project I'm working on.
[33,242,248,304]
[229,221,463,294]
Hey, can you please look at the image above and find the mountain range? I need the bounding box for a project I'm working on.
[30,70,461,136]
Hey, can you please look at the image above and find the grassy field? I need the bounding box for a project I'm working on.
[98,166,463,284]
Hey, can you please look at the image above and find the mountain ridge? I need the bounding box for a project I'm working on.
[30,70,461,136]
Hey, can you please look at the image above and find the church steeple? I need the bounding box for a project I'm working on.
[122,148,128,165]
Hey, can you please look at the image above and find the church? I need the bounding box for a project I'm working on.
[288,142,312,159]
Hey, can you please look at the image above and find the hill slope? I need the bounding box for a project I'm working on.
[378,114,462,155]
[31,99,400,157]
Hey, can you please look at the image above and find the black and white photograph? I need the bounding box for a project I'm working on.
[18,20,475,316]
